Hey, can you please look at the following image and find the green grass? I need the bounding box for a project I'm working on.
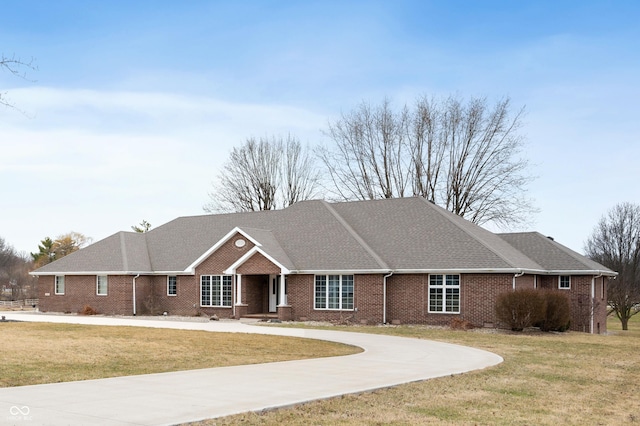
[189,315,640,425]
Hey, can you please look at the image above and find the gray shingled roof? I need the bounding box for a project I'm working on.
[497,232,613,273]
[32,197,615,276]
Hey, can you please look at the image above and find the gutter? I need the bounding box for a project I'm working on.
[591,273,603,333]
[132,274,140,316]
[383,271,393,324]
[513,271,525,290]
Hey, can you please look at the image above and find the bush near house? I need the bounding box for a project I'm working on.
[495,289,545,331]
[495,289,572,332]
[539,290,571,332]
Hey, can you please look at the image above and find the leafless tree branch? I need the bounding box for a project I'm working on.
[318,95,536,227]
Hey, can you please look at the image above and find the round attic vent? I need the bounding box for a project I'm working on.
[235,238,246,248]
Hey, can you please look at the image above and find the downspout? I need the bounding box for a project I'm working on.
[591,273,603,334]
[132,274,140,316]
[383,271,393,324]
[513,271,525,290]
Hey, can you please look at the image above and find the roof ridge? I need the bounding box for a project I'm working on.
[321,200,390,270]
[119,232,129,272]
[417,198,538,270]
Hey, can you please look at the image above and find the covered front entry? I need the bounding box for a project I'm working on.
[235,274,287,317]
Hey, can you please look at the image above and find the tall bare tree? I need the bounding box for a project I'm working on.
[318,99,409,201]
[1,53,37,109]
[318,95,535,227]
[585,202,640,330]
[0,237,37,300]
[204,135,320,213]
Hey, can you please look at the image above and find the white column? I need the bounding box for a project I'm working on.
[236,274,243,305]
[278,273,287,306]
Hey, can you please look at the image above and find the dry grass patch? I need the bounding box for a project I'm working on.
[0,322,360,387]
[193,316,640,425]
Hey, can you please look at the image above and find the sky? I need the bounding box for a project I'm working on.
[1,0,638,256]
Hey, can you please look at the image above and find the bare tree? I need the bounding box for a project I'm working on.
[585,202,640,330]
[0,237,37,300]
[1,53,37,109]
[204,135,320,213]
[317,99,409,201]
[318,95,535,227]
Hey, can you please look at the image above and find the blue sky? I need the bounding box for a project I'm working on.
[1,0,638,255]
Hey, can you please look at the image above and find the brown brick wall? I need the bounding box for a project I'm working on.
[237,253,281,275]
[39,274,134,315]
[387,273,514,327]
[286,274,383,324]
[37,248,608,333]
[514,274,535,290]
[244,275,268,314]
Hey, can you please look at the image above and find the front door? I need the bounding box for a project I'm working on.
[269,275,278,313]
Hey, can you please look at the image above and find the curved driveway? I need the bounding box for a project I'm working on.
[0,312,502,425]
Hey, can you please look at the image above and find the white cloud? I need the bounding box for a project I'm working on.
[0,86,327,253]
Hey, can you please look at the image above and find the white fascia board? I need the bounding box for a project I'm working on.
[543,269,618,277]
[224,246,291,275]
[289,268,617,276]
[185,227,262,273]
[31,270,195,277]
[30,270,154,276]
[290,269,391,275]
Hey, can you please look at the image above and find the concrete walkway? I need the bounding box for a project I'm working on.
[0,312,502,425]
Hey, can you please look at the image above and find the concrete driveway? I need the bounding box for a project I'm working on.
[0,312,502,425]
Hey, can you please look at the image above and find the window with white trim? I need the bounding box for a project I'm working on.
[200,275,232,307]
[428,274,460,313]
[559,275,570,290]
[97,275,108,295]
[55,275,65,295]
[314,275,354,310]
[167,276,177,296]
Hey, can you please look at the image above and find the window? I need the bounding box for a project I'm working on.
[167,276,177,296]
[559,275,570,290]
[429,274,460,313]
[55,275,65,295]
[314,275,354,310]
[200,275,232,307]
[97,275,108,295]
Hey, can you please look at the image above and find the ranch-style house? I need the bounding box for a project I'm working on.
[32,197,615,333]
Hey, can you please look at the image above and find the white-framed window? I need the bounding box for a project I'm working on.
[559,275,571,290]
[428,274,460,313]
[167,276,177,296]
[314,275,354,310]
[55,275,65,295]
[96,275,108,295]
[200,275,232,307]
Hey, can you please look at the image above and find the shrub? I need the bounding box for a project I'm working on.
[450,318,475,330]
[495,289,545,331]
[539,290,571,332]
[79,305,98,315]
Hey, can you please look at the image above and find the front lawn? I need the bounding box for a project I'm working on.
[0,322,359,387]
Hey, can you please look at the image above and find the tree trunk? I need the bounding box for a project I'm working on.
[621,316,629,330]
